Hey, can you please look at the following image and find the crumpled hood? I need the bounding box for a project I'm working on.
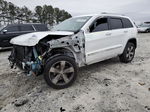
[10,31,74,46]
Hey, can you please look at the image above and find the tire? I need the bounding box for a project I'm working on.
[146,30,149,33]
[44,55,78,89]
[119,42,135,63]
[146,29,150,33]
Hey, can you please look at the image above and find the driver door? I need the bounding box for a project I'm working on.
[85,17,115,64]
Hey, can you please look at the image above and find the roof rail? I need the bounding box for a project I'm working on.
[101,12,125,16]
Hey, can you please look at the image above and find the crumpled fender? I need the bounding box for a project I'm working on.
[47,31,86,67]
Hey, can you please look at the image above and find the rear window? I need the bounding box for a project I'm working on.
[20,25,34,31]
[122,18,133,28]
[33,24,48,31]
[110,18,123,30]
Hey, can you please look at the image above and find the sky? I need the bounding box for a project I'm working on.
[6,0,150,23]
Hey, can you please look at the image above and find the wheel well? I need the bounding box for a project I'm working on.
[50,48,75,59]
[128,38,137,48]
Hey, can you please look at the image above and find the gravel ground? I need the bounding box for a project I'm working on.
[0,33,150,112]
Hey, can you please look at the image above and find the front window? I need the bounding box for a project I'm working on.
[52,16,92,32]
[90,18,109,32]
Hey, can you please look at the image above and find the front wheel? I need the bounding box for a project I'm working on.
[44,55,78,89]
[119,42,135,63]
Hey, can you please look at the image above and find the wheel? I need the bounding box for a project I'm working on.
[119,42,135,63]
[146,30,149,33]
[44,55,78,89]
[146,29,150,33]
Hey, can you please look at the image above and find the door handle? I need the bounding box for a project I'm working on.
[105,33,112,36]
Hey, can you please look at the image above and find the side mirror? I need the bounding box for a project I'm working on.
[2,30,7,34]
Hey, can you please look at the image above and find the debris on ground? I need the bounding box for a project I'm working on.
[13,98,29,107]
[138,82,146,86]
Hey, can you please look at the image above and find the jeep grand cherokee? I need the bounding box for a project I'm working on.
[8,14,137,89]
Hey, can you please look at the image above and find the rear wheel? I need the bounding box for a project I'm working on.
[119,42,135,63]
[44,55,78,89]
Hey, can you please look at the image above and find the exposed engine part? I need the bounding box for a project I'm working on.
[9,46,43,76]
[22,47,42,76]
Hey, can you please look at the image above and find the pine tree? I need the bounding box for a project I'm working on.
[0,0,72,25]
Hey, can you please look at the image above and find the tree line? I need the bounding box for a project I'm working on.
[0,0,72,26]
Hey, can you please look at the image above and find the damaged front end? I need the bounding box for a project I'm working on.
[8,31,86,76]
[8,46,43,76]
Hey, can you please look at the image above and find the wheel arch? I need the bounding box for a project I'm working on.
[45,47,82,65]
[49,47,76,59]
[127,38,137,49]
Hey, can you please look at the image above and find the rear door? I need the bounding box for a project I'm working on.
[108,17,126,55]
[121,18,136,48]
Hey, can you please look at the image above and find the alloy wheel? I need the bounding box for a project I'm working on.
[126,46,135,60]
[49,61,75,86]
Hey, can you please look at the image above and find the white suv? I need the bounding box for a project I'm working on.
[9,14,137,89]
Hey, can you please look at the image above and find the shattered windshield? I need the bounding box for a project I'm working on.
[52,16,92,32]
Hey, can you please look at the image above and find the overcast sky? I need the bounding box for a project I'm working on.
[6,0,150,23]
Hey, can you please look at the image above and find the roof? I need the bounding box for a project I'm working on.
[6,23,47,27]
[74,13,129,18]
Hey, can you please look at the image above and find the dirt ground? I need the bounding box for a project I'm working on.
[0,33,150,112]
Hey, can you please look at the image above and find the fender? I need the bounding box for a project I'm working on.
[127,38,137,48]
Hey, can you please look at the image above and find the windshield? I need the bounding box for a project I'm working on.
[52,16,92,32]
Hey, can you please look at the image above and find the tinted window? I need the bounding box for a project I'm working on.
[90,18,109,32]
[6,26,19,32]
[122,18,133,28]
[20,25,34,31]
[34,24,48,31]
[110,18,123,29]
